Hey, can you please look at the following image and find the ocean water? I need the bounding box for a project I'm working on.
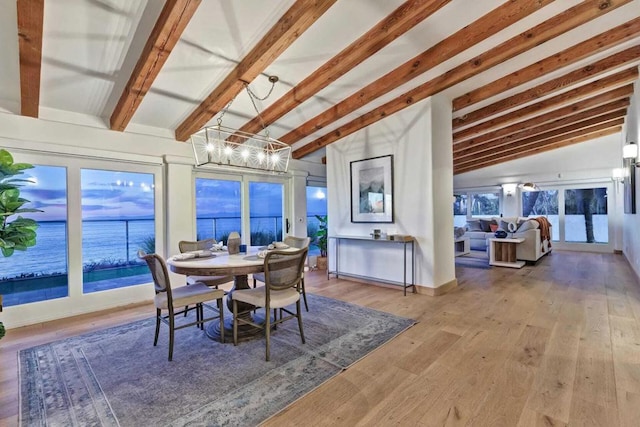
[0,217,285,280]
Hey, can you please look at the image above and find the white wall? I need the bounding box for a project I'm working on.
[326,95,455,291]
[623,81,640,279]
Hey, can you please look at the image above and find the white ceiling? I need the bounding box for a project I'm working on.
[1,0,639,164]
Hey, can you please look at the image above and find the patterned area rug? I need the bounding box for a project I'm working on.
[455,250,491,269]
[19,294,414,426]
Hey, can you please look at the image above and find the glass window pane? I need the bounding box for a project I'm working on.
[249,182,283,246]
[522,190,559,241]
[307,186,327,256]
[453,194,467,227]
[195,178,241,242]
[0,165,68,306]
[81,169,154,293]
[564,188,608,243]
[471,193,499,217]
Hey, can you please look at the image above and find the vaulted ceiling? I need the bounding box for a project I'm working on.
[2,0,639,174]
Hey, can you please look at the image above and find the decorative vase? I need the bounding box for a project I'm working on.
[227,231,241,255]
[316,256,327,270]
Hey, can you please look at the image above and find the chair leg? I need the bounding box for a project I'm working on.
[273,308,277,330]
[168,311,175,361]
[233,299,238,346]
[301,278,308,312]
[199,304,205,330]
[265,305,271,361]
[218,298,225,344]
[154,308,161,346]
[184,305,189,317]
[296,300,305,344]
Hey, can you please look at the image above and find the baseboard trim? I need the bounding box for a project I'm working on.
[415,278,458,296]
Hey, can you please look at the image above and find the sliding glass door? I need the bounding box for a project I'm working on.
[195,173,289,246]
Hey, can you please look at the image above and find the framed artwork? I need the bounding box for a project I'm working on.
[624,158,636,214]
[350,155,394,223]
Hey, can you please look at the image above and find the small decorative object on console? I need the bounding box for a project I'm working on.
[495,230,507,238]
[227,231,241,254]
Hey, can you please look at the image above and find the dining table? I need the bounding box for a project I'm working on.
[166,246,289,341]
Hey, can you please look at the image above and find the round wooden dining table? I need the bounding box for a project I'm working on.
[166,248,272,341]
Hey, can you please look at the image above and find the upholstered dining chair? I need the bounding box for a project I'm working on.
[252,235,311,311]
[179,239,233,316]
[232,247,308,361]
[179,239,234,289]
[138,250,225,361]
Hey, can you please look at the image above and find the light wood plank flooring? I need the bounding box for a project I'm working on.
[1,251,639,426]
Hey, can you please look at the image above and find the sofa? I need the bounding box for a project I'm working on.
[463,217,552,262]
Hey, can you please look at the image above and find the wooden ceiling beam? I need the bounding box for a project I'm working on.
[17,0,44,118]
[234,0,451,137]
[283,0,558,147]
[110,0,201,131]
[454,118,624,170]
[292,0,627,159]
[454,109,627,161]
[174,0,337,141]
[454,126,621,174]
[453,70,637,142]
[453,45,640,129]
[453,98,630,151]
[453,14,640,111]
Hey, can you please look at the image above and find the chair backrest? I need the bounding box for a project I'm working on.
[283,235,311,249]
[138,250,172,297]
[263,248,308,292]
[179,238,216,253]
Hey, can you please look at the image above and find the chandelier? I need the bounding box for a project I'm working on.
[190,76,291,173]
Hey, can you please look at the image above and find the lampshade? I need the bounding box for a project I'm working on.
[612,167,625,181]
[623,142,638,160]
[520,182,539,191]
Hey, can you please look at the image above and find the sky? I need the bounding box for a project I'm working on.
[17,166,327,221]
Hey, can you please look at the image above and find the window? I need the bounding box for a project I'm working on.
[81,169,154,293]
[0,165,68,306]
[195,178,242,242]
[522,190,559,241]
[471,192,499,217]
[453,194,467,227]
[307,185,327,255]
[249,181,284,245]
[195,176,287,246]
[564,187,608,243]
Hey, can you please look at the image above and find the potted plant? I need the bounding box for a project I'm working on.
[0,149,42,340]
[314,215,327,270]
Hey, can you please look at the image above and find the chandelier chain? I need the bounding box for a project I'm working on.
[244,77,278,137]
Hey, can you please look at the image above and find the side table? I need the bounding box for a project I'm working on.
[454,236,470,257]
[488,237,525,268]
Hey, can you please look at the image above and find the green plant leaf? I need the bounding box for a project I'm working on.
[0,149,13,166]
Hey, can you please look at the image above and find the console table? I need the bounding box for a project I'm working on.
[489,237,525,269]
[328,235,416,295]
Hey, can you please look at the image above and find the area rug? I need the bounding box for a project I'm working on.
[455,250,491,269]
[19,294,415,426]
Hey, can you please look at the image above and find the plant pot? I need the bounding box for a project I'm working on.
[316,256,327,270]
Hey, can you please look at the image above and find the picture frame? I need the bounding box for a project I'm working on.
[624,158,636,214]
[350,155,394,223]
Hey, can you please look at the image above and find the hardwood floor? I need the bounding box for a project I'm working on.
[2,251,640,426]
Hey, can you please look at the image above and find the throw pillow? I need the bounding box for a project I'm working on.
[489,224,499,232]
[479,219,494,232]
[466,220,483,231]
[454,227,466,238]
[498,219,510,231]
[516,219,539,232]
